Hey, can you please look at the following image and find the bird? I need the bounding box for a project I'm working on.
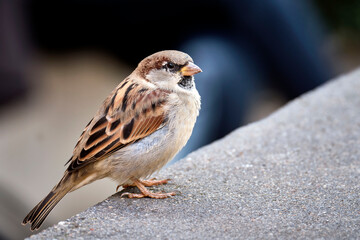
[22,50,202,231]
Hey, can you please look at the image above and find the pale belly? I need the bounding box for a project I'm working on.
[99,89,200,186]
[106,117,195,185]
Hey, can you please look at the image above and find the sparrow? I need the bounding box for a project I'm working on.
[22,50,202,231]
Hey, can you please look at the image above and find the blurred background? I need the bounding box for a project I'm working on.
[1,0,360,238]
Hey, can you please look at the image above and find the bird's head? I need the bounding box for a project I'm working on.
[136,50,202,93]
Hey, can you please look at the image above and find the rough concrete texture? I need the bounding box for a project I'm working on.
[28,70,360,239]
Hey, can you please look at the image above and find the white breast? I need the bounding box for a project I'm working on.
[107,89,200,185]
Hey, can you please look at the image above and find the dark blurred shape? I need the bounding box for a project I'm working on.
[315,0,360,33]
[0,0,31,107]
[24,0,333,160]
[26,0,227,63]
[25,0,332,96]
[177,0,333,159]
[314,0,360,74]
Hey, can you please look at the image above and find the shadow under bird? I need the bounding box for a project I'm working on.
[22,50,202,230]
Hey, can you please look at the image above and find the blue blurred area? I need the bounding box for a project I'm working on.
[176,0,333,160]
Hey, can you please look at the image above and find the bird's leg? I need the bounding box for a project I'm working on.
[116,178,170,191]
[121,179,175,199]
[121,178,171,189]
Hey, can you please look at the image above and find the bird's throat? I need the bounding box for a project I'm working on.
[178,76,194,89]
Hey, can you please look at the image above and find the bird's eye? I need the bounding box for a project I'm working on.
[164,62,175,70]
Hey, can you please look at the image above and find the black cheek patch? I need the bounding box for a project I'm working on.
[178,76,194,89]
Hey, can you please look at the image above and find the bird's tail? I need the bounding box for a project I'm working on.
[22,172,73,231]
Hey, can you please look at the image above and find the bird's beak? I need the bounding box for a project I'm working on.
[180,62,202,76]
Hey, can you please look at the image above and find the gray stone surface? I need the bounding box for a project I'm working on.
[28,70,360,239]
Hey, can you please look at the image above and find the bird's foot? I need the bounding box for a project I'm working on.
[120,179,175,199]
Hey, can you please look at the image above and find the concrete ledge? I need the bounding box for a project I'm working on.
[29,69,360,239]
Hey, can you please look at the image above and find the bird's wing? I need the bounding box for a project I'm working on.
[66,79,170,172]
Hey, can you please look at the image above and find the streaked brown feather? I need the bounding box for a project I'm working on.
[90,116,107,134]
[66,79,169,172]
